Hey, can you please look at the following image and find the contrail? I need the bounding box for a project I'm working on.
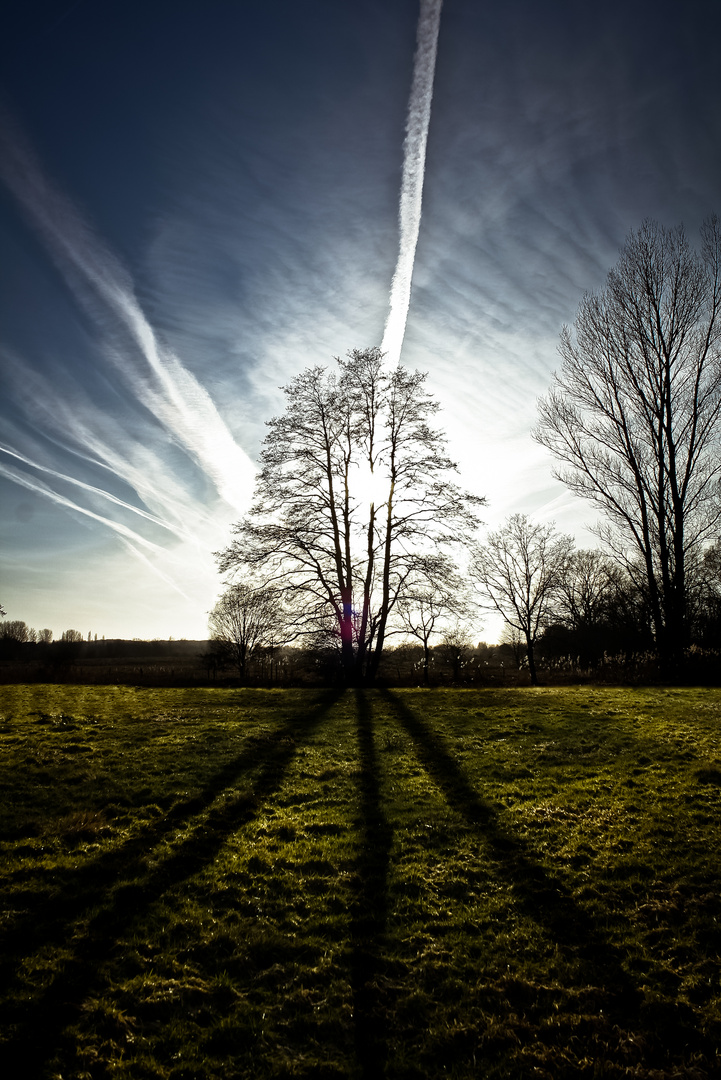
[0,444,185,538]
[0,112,256,515]
[0,455,193,597]
[116,539,192,600]
[0,343,225,593]
[381,0,443,366]
[0,346,220,534]
[0,458,163,553]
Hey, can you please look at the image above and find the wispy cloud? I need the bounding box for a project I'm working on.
[381,0,442,366]
[0,444,183,538]
[0,112,256,517]
[0,456,163,554]
[0,339,231,614]
[0,347,217,537]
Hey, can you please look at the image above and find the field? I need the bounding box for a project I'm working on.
[1,685,720,1079]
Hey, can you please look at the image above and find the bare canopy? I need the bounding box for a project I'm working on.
[471,514,573,685]
[208,582,279,681]
[535,218,721,667]
[217,348,484,683]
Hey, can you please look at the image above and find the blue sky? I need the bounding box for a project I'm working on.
[1,0,719,642]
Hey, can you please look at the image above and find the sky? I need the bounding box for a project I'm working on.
[1,0,719,644]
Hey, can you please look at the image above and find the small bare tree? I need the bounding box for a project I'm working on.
[436,622,474,683]
[209,582,281,682]
[471,514,573,685]
[554,549,619,632]
[396,555,472,684]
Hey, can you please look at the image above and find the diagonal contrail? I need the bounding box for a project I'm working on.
[0,345,220,536]
[381,0,443,367]
[0,445,185,538]
[0,458,164,554]
[0,456,194,598]
[0,112,256,516]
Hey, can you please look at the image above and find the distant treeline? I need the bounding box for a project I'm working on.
[0,634,214,688]
[0,631,203,662]
[1,631,719,688]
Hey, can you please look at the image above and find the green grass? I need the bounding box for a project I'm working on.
[1,684,720,1078]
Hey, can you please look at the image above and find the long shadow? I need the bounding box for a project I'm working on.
[349,689,393,1078]
[2,689,343,1076]
[0,690,339,966]
[378,688,641,1019]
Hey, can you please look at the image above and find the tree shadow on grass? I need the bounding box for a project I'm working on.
[1,690,341,961]
[378,688,641,1019]
[377,691,721,1074]
[2,688,343,1076]
[349,689,393,1079]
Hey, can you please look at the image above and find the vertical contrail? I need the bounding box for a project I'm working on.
[381,0,443,367]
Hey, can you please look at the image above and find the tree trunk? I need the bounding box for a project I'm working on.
[340,588,357,683]
[526,633,538,686]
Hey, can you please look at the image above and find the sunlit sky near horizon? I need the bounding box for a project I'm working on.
[1,0,719,644]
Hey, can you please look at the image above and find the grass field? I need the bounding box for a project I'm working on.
[1,684,720,1078]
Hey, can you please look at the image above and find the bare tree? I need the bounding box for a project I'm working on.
[0,620,32,643]
[37,628,53,645]
[535,218,721,669]
[471,514,573,685]
[554,549,619,632]
[499,625,527,670]
[217,348,484,684]
[0,619,35,659]
[396,555,472,683]
[543,549,653,665]
[208,582,281,682]
[436,622,474,684]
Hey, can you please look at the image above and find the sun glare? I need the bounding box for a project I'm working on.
[351,461,390,509]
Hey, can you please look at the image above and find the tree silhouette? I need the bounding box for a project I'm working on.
[472,514,573,685]
[209,582,282,681]
[217,348,484,683]
[535,218,721,669]
[396,555,471,683]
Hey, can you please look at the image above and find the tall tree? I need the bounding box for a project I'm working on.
[217,348,484,683]
[535,218,721,668]
[471,514,573,685]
